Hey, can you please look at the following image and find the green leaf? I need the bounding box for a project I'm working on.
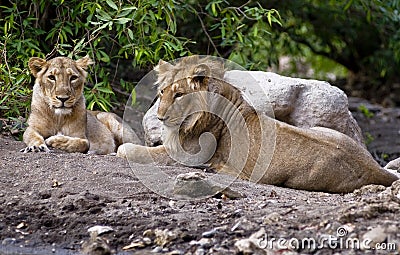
[344,0,353,11]
[115,18,131,24]
[127,28,134,40]
[95,86,114,94]
[105,0,118,11]
[130,88,136,106]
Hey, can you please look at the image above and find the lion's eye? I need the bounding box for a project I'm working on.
[159,89,164,96]
[70,75,79,82]
[48,75,56,81]
[174,92,183,98]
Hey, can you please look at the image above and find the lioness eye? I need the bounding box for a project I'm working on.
[48,75,56,81]
[174,92,183,98]
[159,89,164,96]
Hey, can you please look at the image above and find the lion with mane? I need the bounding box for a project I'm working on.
[118,56,398,193]
[22,56,137,154]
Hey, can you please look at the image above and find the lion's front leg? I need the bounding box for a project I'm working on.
[21,126,50,153]
[117,143,176,165]
[45,134,89,153]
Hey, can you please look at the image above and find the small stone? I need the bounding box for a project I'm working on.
[143,229,155,238]
[361,226,387,250]
[143,237,152,245]
[87,226,114,236]
[151,246,163,253]
[2,238,17,245]
[81,236,111,255]
[154,229,177,247]
[234,228,267,254]
[16,222,27,229]
[167,250,183,255]
[235,239,266,254]
[173,172,215,198]
[122,239,147,250]
[263,212,281,224]
[202,228,217,238]
[190,238,213,249]
[194,248,206,255]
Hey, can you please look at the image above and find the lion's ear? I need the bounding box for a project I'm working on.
[75,55,94,70]
[154,59,173,74]
[191,64,210,89]
[28,57,47,78]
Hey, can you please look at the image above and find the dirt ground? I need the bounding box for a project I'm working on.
[1,98,400,255]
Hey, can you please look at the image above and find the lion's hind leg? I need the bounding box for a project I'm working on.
[85,113,116,154]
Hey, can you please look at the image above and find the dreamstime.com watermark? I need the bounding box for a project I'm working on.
[257,227,397,252]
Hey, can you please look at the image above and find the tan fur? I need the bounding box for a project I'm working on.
[22,56,137,154]
[117,56,398,193]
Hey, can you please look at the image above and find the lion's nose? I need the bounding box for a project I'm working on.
[56,96,70,103]
[157,115,168,121]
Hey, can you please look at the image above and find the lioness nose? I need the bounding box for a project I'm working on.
[56,96,70,103]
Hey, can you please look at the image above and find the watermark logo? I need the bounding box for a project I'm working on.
[257,226,397,252]
[122,55,276,200]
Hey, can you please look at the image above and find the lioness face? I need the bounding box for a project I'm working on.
[156,63,211,129]
[28,56,93,115]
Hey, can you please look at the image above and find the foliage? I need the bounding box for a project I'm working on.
[358,104,374,119]
[0,0,281,124]
[258,0,400,83]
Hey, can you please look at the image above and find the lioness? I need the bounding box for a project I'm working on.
[118,56,398,193]
[22,56,137,154]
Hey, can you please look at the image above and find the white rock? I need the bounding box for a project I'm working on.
[143,71,364,146]
[385,157,400,171]
[142,99,163,146]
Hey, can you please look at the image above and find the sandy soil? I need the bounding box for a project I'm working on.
[1,98,400,255]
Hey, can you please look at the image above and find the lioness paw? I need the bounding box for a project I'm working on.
[20,144,50,153]
[45,134,76,151]
[45,134,89,153]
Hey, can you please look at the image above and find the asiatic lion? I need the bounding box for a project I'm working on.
[117,56,398,193]
[21,56,138,154]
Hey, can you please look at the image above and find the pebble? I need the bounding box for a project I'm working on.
[173,172,215,198]
[202,228,217,238]
[1,238,17,245]
[194,247,206,255]
[263,212,281,224]
[154,229,177,247]
[190,238,213,249]
[87,225,114,236]
[361,226,387,250]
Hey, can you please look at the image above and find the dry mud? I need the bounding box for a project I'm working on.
[1,98,400,255]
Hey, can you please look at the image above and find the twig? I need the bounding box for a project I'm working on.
[194,10,221,56]
[1,40,13,83]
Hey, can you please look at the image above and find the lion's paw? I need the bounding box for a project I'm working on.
[20,144,50,153]
[116,143,131,159]
[117,143,151,162]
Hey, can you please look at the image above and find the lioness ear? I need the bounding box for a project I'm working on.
[28,57,47,78]
[191,64,210,89]
[75,55,94,70]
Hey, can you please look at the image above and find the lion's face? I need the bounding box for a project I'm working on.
[156,61,213,130]
[28,56,93,115]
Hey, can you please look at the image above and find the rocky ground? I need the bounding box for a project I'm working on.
[1,97,400,255]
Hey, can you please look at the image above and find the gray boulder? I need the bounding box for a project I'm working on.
[143,71,364,146]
